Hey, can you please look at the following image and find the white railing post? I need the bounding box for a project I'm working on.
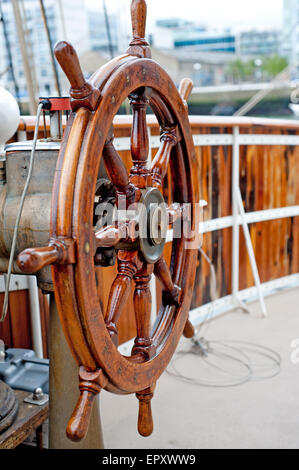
[28,275,43,358]
[232,126,240,305]
[231,126,267,317]
[236,189,267,317]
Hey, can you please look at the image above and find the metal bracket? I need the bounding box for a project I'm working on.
[24,387,49,406]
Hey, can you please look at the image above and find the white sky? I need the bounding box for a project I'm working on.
[87,0,284,30]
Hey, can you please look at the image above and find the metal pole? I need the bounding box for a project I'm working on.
[38,0,61,96]
[236,189,267,317]
[103,0,114,59]
[27,276,43,358]
[20,0,39,100]
[0,0,20,103]
[11,0,37,114]
[232,127,240,303]
[57,0,67,39]
[49,295,104,449]
[232,126,266,316]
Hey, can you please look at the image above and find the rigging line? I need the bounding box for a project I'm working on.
[0,0,20,103]
[167,244,281,388]
[20,0,38,97]
[57,0,67,39]
[1,102,44,322]
[0,66,9,78]
[11,0,37,114]
[234,21,299,117]
[167,340,281,387]
[103,0,114,60]
[38,0,61,96]
[193,246,217,339]
[167,348,252,387]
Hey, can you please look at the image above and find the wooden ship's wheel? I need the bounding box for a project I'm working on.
[17,0,200,441]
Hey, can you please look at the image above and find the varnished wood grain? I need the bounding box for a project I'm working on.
[0,390,48,449]
[12,118,299,336]
[10,0,299,443]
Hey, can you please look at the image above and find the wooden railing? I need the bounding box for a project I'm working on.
[1,115,299,352]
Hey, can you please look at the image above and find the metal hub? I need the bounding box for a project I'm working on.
[139,187,168,264]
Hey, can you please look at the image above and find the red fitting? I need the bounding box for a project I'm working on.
[39,96,71,111]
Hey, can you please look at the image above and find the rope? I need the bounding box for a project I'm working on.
[167,247,282,388]
[1,102,44,322]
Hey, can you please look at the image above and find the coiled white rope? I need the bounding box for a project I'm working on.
[167,247,281,387]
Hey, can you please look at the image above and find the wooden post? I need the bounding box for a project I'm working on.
[48,296,104,449]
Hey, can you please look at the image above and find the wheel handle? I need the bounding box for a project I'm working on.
[54,40,100,111]
[17,238,75,273]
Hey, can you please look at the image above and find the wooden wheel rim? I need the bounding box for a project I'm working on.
[51,57,199,393]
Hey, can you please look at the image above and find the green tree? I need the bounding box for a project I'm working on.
[227,58,255,83]
[262,55,288,78]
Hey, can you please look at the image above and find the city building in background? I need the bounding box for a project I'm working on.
[0,0,295,107]
[238,29,281,57]
[151,48,232,87]
[87,7,120,56]
[0,0,92,98]
[152,19,236,53]
[282,0,299,78]
[0,0,122,101]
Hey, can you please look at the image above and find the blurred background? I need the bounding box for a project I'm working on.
[0,2,299,450]
[0,0,298,118]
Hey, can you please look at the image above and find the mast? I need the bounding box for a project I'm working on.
[38,0,61,96]
[57,0,67,39]
[103,0,114,59]
[11,0,37,114]
[20,0,38,101]
[0,0,20,103]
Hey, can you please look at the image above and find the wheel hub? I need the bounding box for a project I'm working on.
[139,187,168,264]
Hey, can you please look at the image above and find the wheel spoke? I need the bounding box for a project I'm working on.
[154,257,194,338]
[154,256,181,306]
[179,78,194,103]
[105,250,142,345]
[151,127,179,188]
[94,220,137,248]
[154,257,195,341]
[149,89,175,128]
[167,203,182,226]
[129,88,150,182]
[103,130,135,202]
[132,262,156,359]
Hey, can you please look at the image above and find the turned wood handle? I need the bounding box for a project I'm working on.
[137,398,153,437]
[17,246,59,273]
[131,0,147,39]
[54,41,86,91]
[179,78,194,102]
[66,367,107,442]
[66,389,97,442]
[136,387,154,437]
[183,319,195,339]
